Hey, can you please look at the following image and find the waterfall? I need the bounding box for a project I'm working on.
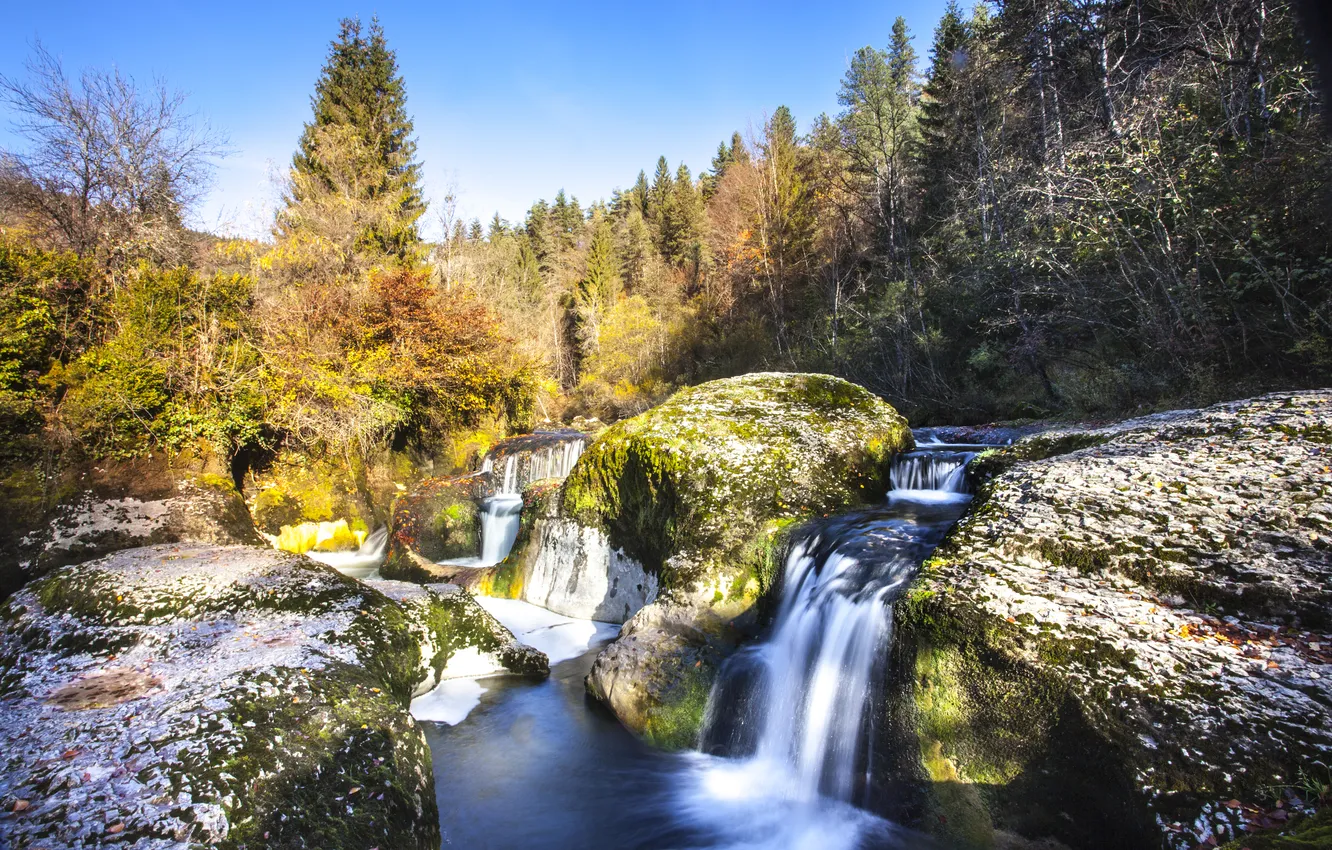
[478,494,524,565]
[488,437,586,496]
[306,526,389,579]
[888,449,973,496]
[697,445,979,808]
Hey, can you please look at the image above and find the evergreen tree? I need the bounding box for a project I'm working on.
[703,139,733,199]
[551,189,583,251]
[666,163,706,272]
[287,17,425,260]
[631,170,650,216]
[488,213,506,240]
[758,106,817,353]
[917,1,970,232]
[525,199,553,267]
[617,206,654,292]
[647,156,673,248]
[838,16,921,271]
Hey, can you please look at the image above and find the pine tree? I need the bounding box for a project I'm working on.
[666,163,706,272]
[551,190,583,252]
[573,214,621,359]
[525,200,553,267]
[730,131,750,165]
[617,206,653,292]
[631,171,650,217]
[837,16,921,271]
[917,1,970,232]
[703,140,733,199]
[286,17,425,260]
[647,156,673,249]
[758,106,816,353]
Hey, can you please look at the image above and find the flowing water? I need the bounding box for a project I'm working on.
[444,433,588,569]
[421,441,980,849]
[305,526,388,579]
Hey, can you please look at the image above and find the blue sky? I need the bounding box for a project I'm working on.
[1,0,952,240]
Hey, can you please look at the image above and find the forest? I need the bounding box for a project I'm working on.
[1,0,1328,484]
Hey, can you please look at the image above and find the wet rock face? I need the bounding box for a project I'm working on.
[0,544,541,850]
[8,475,262,598]
[381,474,485,580]
[576,372,913,746]
[898,391,1332,850]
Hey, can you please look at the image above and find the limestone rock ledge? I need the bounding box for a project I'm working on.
[897,391,1332,850]
[0,544,544,849]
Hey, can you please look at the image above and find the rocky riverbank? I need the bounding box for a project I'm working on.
[895,391,1332,849]
[0,544,544,848]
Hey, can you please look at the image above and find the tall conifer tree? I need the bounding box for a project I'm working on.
[287,17,425,260]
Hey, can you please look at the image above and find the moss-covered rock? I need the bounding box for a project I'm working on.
[895,391,1332,850]
[368,579,548,687]
[1219,806,1332,850]
[578,372,913,746]
[248,449,384,536]
[0,543,544,849]
[380,473,486,581]
[5,459,263,599]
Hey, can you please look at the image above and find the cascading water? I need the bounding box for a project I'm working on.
[683,440,980,844]
[887,443,986,501]
[305,526,389,579]
[477,493,524,565]
[420,436,990,850]
[445,433,587,568]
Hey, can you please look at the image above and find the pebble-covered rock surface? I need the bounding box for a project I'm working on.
[0,544,541,849]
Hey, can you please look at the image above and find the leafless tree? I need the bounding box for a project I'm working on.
[0,42,227,265]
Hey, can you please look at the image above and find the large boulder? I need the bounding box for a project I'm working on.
[0,544,546,849]
[895,391,1332,850]
[576,372,913,747]
[5,459,262,599]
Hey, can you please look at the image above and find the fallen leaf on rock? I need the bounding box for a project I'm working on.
[12,799,30,812]
[107,823,124,834]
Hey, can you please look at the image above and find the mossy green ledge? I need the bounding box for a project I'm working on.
[575,372,913,748]
[0,543,543,849]
[893,391,1332,850]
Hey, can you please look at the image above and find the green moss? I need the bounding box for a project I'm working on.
[217,665,438,850]
[898,594,1156,849]
[1219,807,1332,850]
[642,660,715,751]
[563,373,911,586]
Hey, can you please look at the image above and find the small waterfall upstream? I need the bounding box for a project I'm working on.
[691,441,978,827]
[447,431,588,568]
[477,494,525,566]
[306,526,389,579]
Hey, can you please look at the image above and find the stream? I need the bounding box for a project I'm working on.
[405,442,983,850]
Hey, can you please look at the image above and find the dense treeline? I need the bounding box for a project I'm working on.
[0,1,1328,490]
[448,0,1331,422]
